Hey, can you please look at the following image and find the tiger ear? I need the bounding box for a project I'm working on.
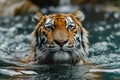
[32,12,43,24]
[72,10,85,21]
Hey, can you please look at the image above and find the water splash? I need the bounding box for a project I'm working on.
[0,11,120,79]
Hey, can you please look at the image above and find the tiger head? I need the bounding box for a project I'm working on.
[31,10,89,64]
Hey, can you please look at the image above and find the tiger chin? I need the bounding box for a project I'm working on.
[21,10,89,65]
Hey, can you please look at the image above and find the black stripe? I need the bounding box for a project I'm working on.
[80,28,86,53]
[35,29,39,52]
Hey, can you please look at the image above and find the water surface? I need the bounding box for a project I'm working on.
[0,11,120,80]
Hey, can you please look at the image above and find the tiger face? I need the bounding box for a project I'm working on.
[31,10,89,64]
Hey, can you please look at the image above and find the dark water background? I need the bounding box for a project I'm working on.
[0,11,120,80]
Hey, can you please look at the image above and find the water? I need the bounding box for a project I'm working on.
[51,0,79,13]
[59,0,71,5]
[0,11,120,80]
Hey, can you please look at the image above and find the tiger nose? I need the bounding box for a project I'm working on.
[54,39,68,46]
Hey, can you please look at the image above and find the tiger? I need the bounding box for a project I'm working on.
[21,10,89,65]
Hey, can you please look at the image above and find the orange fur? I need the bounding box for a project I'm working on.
[20,11,89,65]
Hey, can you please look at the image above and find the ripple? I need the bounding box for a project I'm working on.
[89,53,120,65]
[0,10,120,80]
[94,26,105,31]
[90,41,111,52]
[90,68,120,73]
[114,31,120,36]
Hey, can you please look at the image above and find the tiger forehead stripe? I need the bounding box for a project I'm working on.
[66,16,73,22]
[45,17,54,25]
[44,17,54,31]
[44,16,76,31]
[65,16,75,30]
[65,16,75,24]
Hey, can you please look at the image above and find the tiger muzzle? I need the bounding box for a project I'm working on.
[54,39,68,47]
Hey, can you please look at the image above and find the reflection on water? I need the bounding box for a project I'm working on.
[0,11,120,80]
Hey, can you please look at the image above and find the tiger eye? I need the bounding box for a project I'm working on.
[45,25,54,31]
[67,25,75,30]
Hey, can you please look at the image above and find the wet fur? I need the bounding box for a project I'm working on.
[21,10,89,65]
